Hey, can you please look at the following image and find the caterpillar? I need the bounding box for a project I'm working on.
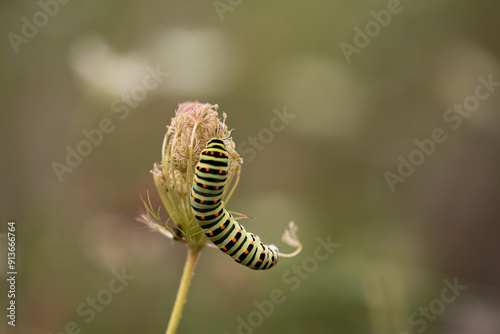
[190,138,279,270]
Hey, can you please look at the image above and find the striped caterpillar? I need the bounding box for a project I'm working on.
[190,138,279,270]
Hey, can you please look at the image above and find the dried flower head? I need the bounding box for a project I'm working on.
[139,102,242,249]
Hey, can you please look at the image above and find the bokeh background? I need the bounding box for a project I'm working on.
[2,0,500,333]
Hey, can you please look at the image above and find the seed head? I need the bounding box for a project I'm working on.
[139,102,242,249]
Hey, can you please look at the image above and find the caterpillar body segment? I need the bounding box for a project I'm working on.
[191,138,279,270]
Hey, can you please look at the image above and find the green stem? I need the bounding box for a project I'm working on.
[166,247,201,334]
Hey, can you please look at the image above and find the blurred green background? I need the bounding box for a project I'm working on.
[2,0,500,333]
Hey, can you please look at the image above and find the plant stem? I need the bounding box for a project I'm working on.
[166,247,201,334]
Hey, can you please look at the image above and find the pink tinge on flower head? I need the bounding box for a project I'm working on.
[177,102,218,115]
[173,102,220,129]
[166,102,236,165]
[139,101,241,247]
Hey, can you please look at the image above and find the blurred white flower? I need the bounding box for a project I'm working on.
[265,54,369,138]
[147,28,243,96]
[69,35,149,96]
